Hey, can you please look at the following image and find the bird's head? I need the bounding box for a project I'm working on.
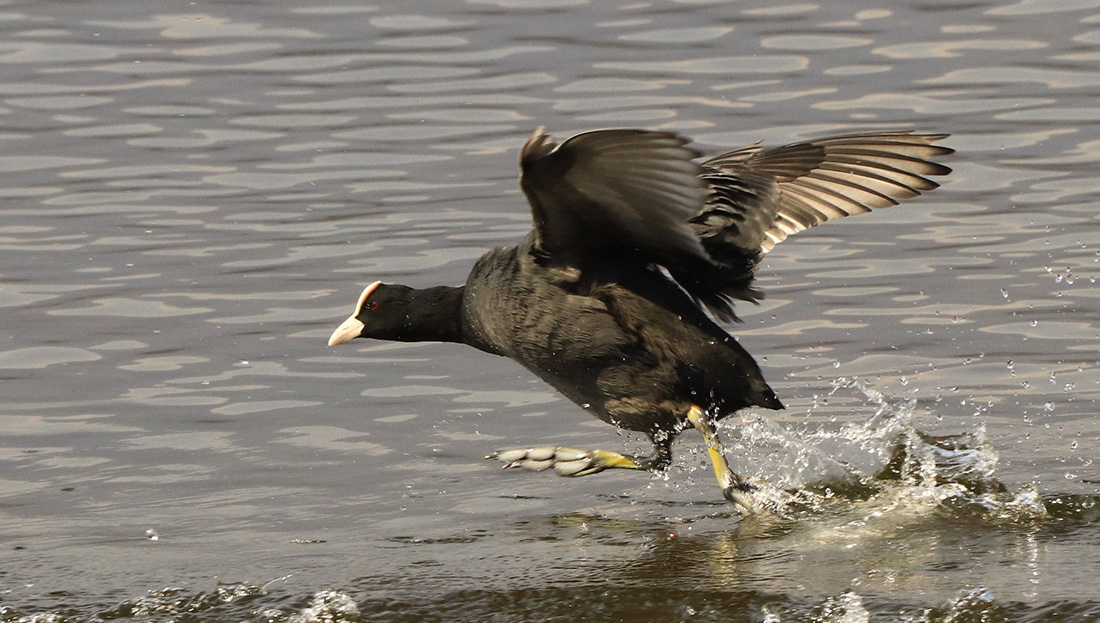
[327,281,416,346]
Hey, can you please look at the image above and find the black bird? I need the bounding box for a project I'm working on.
[328,128,952,510]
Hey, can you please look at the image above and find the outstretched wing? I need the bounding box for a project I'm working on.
[686,131,952,320]
[700,131,953,255]
[516,127,952,323]
[519,128,710,269]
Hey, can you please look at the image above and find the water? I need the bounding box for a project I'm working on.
[2,0,1099,620]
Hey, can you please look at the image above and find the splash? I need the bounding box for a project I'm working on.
[288,590,360,623]
[89,583,361,623]
[101,583,268,620]
[810,591,871,623]
[931,588,1004,623]
[711,377,1049,523]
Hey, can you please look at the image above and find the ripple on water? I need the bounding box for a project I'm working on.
[596,55,810,75]
[0,346,101,369]
[1,1,1098,621]
[618,26,732,44]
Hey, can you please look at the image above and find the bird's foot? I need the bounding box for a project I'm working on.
[487,446,645,477]
[722,478,762,514]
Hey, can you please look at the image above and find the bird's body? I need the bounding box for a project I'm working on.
[459,231,781,436]
[328,128,952,508]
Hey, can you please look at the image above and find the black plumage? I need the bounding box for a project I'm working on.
[327,128,952,505]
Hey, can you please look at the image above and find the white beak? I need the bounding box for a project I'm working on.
[328,316,365,346]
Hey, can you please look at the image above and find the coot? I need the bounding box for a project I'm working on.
[328,128,952,510]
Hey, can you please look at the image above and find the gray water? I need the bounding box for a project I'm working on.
[2,0,1099,621]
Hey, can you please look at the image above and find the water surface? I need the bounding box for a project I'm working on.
[2,0,1099,621]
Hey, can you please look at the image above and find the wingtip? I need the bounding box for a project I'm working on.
[520,126,555,167]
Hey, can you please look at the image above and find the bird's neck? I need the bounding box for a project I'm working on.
[395,286,466,344]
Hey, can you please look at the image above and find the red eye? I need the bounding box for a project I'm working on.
[370,302,380,311]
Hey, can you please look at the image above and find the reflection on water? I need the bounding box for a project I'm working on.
[1,0,1099,620]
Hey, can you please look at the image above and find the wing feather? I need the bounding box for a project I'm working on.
[701,131,953,256]
[520,128,710,267]
[514,127,952,321]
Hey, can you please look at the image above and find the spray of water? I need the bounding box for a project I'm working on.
[707,377,1048,523]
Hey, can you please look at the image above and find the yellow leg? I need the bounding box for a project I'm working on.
[686,405,758,513]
